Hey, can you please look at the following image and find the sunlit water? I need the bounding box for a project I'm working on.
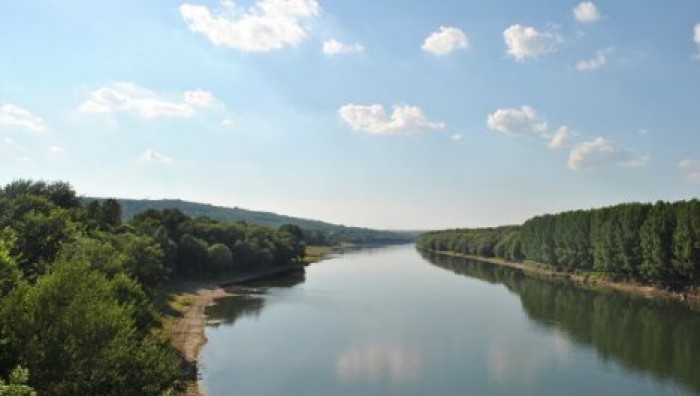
[201,245,700,396]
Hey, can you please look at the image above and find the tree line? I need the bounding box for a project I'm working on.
[0,180,307,395]
[417,200,700,287]
[110,198,417,246]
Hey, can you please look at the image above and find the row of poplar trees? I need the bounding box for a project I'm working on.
[417,200,700,287]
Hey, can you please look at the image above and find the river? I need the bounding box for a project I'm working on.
[201,245,700,396]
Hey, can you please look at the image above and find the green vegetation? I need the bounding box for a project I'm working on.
[92,197,417,246]
[0,180,308,394]
[417,200,700,288]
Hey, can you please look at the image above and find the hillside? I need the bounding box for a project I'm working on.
[88,198,417,245]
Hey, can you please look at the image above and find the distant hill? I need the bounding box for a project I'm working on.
[87,198,418,245]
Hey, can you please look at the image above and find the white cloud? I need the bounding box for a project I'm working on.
[180,0,321,52]
[183,89,218,108]
[140,149,174,165]
[487,106,548,136]
[573,2,601,23]
[503,24,558,61]
[695,23,700,45]
[568,137,649,170]
[422,26,469,56]
[576,49,611,71]
[79,83,219,119]
[322,39,363,55]
[49,146,65,154]
[679,159,700,183]
[547,126,573,149]
[451,133,463,141]
[0,104,47,132]
[221,118,235,127]
[638,128,648,135]
[338,104,445,134]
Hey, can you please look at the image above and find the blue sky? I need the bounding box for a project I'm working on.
[0,1,699,229]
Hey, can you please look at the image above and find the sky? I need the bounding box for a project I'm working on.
[0,1,699,230]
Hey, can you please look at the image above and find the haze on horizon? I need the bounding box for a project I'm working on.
[1,0,699,230]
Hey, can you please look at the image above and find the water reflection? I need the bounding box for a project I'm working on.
[335,341,422,384]
[205,270,306,327]
[422,251,700,394]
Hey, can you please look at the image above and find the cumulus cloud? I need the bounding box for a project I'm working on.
[576,49,612,71]
[503,24,558,61]
[140,149,174,165]
[487,106,548,136]
[0,104,47,132]
[547,126,573,149]
[322,39,364,55]
[695,24,700,45]
[573,2,601,23]
[180,0,321,52]
[79,83,219,118]
[679,159,700,183]
[451,133,463,141]
[221,118,235,127]
[338,104,445,134]
[568,137,649,170]
[422,26,469,56]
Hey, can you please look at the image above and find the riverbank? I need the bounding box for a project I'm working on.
[426,250,700,307]
[166,264,306,396]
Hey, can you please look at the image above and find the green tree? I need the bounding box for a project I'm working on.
[207,243,234,271]
[0,230,21,297]
[0,366,36,396]
[0,260,179,396]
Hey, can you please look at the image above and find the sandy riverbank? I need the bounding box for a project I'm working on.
[167,264,306,396]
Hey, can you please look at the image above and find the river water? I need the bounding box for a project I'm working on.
[201,245,700,396]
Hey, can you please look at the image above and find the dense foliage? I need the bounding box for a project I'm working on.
[417,200,700,287]
[0,180,307,394]
[98,198,417,245]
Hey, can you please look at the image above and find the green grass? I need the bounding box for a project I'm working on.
[303,245,333,263]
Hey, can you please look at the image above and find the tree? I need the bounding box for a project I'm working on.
[177,233,208,274]
[640,202,677,284]
[118,233,168,292]
[0,229,21,297]
[207,243,233,271]
[0,366,36,396]
[101,199,122,228]
[4,195,75,280]
[672,200,700,283]
[0,260,180,396]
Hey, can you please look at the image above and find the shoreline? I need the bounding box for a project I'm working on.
[426,250,700,307]
[166,264,306,396]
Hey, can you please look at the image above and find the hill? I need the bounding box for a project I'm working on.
[88,198,417,245]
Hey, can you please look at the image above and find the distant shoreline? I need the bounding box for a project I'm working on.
[425,250,700,308]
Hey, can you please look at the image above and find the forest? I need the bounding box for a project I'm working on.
[417,200,700,288]
[0,180,307,395]
[100,198,417,246]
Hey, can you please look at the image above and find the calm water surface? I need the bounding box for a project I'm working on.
[201,245,700,396]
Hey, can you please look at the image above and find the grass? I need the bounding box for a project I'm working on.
[303,245,333,263]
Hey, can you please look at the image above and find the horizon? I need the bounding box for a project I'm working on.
[1,1,699,229]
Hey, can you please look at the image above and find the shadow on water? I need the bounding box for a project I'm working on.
[421,251,700,395]
[205,270,306,328]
